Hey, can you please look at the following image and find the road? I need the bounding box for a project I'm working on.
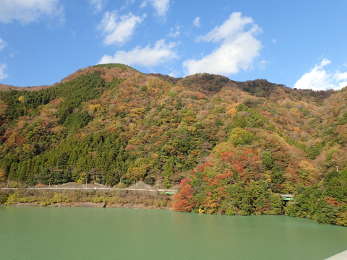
[0,187,177,193]
[0,188,292,199]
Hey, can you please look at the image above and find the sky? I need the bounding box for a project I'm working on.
[0,0,347,90]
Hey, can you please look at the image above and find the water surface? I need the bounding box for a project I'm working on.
[0,207,346,260]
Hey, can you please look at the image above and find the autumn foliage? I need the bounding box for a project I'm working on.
[0,64,346,225]
[172,178,194,212]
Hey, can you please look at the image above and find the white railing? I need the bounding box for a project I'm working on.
[0,187,177,193]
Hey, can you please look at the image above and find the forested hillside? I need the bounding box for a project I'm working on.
[0,64,346,225]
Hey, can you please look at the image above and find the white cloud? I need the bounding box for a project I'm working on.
[99,39,177,67]
[0,0,63,24]
[183,12,262,76]
[294,59,347,90]
[0,64,8,80]
[193,17,200,27]
[152,0,170,16]
[88,0,105,12]
[141,0,170,16]
[168,25,180,38]
[335,71,347,81]
[168,71,178,77]
[99,11,143,45]
[0,38,6,51]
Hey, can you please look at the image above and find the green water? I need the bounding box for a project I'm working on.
[0,207,346,260]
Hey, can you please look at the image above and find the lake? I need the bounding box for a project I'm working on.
[0,207,346,260]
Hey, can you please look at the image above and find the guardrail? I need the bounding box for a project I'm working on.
[0,187,177,193]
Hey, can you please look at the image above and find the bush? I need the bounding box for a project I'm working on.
[0,192,8,204]
[285,186,338,224]
[306,143,324,160]
[324,169,347,201]
[262,151,274,170]
[229,128,255,146]
[63,111,92,131]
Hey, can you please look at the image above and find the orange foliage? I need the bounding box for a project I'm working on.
[172,178,194,212]
[325,197,343,207]
[219,148,261,181]
[226,103,239,116]
[194,161,214,173]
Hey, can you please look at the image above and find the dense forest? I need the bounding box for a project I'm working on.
[0,64,346,226]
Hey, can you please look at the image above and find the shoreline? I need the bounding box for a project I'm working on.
[1,189,346,227]
[0,188,172,210]
[3,201,170,210]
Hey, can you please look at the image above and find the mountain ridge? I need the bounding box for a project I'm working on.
[1,63,342,97]
[0,63,346,225]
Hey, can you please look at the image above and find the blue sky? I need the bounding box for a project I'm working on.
[0,0,347,90]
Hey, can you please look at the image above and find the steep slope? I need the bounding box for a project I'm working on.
[0,63,346,225]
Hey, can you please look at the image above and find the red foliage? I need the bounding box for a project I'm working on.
[125,144,137,151]
[172,178,195,212]
[219,148,261,181]
[216,172,232,180]
[173,147,263,213]
[221,151,235,161]
[325,197,343,207]
[194,161,214,173]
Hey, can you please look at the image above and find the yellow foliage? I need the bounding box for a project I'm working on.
[18,96,25,103]
[226,103,239,116]
[76,172,87,184]
[185,125,197,132]
[150,153,159,159]
[0,168,6,182]
[0,102,7,115]
[125,158,154,181]
[130,107,145,115]
[298,160,319,182]
[88,104,101,112]
[51,125,65,134]
[22,144,32,153]
[336,125,347,142]
[213,141,232,155]
[298,160,316,173]
[146,78,168,92]
[336,211,347,227]
[128,123,136,131]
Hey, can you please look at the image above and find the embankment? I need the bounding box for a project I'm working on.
[0,189,171,209]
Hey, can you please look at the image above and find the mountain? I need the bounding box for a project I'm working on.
[0,63,346,225]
